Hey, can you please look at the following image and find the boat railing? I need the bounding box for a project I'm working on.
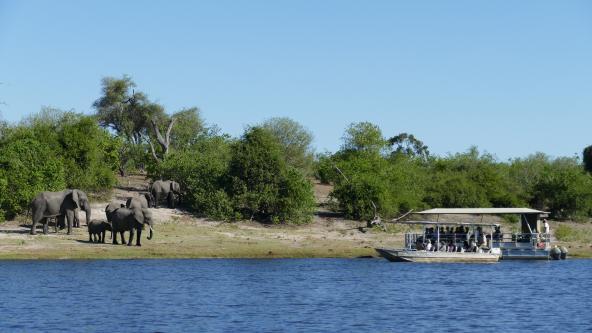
[492,233,551,249]
[404,232,551,250]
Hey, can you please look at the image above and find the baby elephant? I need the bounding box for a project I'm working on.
[88,219,112,243]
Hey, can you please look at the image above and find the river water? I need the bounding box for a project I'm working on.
[0,259,590,332]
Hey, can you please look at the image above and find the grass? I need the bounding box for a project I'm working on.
[0,221,381,260]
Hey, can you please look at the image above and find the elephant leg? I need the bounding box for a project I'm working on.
[120,232,126,245]
[100,231,105,243]
[136,228,142,246]
[31,208,47,235]
[113,231,118,245]
[127,228,134,246]
[154,193,160,208]
[66,210,74,235]
[89,232,93,242]
[43,219,49,235]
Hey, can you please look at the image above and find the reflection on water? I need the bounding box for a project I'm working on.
[0,259,590,332]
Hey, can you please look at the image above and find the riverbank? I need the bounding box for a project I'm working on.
[0,215,401,260]
[1,176,591,259]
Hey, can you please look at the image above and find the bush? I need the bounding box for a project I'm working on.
[330,150,427,220]
[152,135,234,219]
[228,127,315,223]
[18,109,119,191]
[0,137,66,220]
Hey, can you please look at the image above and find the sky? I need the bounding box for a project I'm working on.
[1,1,591,160]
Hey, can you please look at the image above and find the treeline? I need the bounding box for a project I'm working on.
[318,122,592,221]
[1,76,592,223]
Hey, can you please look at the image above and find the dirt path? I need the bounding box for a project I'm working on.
[0,176,401,259]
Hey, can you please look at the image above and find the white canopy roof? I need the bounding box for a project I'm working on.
[416,208,548,215]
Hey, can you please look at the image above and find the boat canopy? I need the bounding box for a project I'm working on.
[416,208,548,215]
[397,220,500,227]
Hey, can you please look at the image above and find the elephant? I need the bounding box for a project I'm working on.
[30,189,91,235]
[105,202,125,223]
[125,193,153,210]
[110,207,154,246]
[150,180,180,208]
[88,220,112,243]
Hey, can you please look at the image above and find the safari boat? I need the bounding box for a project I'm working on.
[376,208,562,263]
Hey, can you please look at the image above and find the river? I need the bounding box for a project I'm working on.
[0,259,590,332]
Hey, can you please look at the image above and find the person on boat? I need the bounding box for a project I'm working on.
[439,241,447,252]
[468,240,478,252]
[425,239,433,251]
[543,219,550,235]
[447,241,455,252]
[493,226,501,240]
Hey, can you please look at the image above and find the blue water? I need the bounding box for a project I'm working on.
[0,259,590,333]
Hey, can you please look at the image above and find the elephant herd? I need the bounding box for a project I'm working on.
[29,180,181,247]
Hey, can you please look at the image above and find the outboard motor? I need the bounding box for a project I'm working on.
[550,246,561,260]
[559,246,568,260]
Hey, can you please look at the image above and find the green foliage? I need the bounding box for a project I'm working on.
[151,135,234,220]
[152,127,315,223]
[21,109,118,191]
[314,152,338,184]
[261,117,314,176]
[341,122,387,155]
[0,136,66,220]
[228,127,315,223]
[388,132,430,160]
[425,148,521,208]
[94,76,206,169]
[330,151,427,220]
[325,124,592,220]
[170,108,206,150]
[0,109,119,220]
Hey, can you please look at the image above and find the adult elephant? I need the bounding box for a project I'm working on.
[150,180,180,208]
[30,189,91,235]
[125,193,153,210]
[111,207,154,246]
[105,201,125,223]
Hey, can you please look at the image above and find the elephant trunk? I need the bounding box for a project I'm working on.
[85,209,91,226]
[147,226,153,240]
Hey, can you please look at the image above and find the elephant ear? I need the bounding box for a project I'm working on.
[70,190,80,209]
[133,208,144,225]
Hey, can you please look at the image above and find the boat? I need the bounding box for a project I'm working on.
[375,248,500,263]
[376,208,563,262]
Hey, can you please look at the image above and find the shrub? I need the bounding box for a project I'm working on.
[0,137,66,219]
[228,127,315,223]
[152,135,234,219]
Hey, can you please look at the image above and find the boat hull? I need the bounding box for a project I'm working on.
[501,248,549,260]
[376,248,500,263]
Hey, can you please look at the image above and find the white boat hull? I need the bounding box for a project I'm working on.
[376,248,500,263]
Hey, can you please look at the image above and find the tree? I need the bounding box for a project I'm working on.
[261,117,314,175]
[228,127,315,223]
[93,76,202,168]
[170,108,206,150]
[388,132,429,160]
[583,145,592,173]
[341,122,387,155]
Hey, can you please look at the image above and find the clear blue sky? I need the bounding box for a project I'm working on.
[1,1,591,160]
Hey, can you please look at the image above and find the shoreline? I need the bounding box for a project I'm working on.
[2,178,591,261]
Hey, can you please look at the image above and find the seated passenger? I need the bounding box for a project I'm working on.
[469,240,478,252]
[447,242,455,252]
[425,240,433,251]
